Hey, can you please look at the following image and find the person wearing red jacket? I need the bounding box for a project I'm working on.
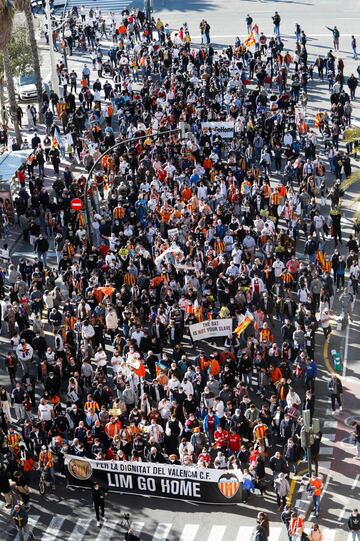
[105,417,122,439]
[227,428,241,453]
[214,426,228,450]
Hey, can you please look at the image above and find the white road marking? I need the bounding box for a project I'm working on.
[320,446,334,455]
[94,520,118,541]
[42,516,66,540]
[235,526,255,540]
[343,297,356,378]
[352,474,360,490]
[324,421,337,429]
[320,475,331,503]
[179,524,200,541]
[152,523,172,541]
[68,519,90,541]
[28,515,40,530]
[268,527,283,541]
[207,525,226,541]
[131,521,145,537]
[323,434,336,442]
[191,34,360,40]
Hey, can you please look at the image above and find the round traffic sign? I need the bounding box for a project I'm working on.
[70,198,83,211]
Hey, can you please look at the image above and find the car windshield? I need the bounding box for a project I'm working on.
[19,73,36,85]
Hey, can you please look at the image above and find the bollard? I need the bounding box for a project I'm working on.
[331,349,342,373]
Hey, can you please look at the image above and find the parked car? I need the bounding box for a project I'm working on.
[15,73,51,101]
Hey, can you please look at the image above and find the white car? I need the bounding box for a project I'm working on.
[15,73,51,101]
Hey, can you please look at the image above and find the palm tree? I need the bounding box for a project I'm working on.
[0,0,22,144]
[14,0,43,120]
[0,57,5,111]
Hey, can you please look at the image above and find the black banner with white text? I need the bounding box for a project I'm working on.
[65,456,243,504]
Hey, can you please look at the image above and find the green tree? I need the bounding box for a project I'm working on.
[0,0,22,145]
[14,0,43,120]
[7,27,34,76]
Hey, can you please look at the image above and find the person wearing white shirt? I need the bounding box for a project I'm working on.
[182,378,194,397]
[286,388,301,409]
[38,398,54,424]
[214,398,225,419]
[105,307,119,338]
[131,327,144,347]
[94,347,107,368]
[82,320,95,342]
[147,420,164,443]
[226,262,239,278]
[273,257,285,279]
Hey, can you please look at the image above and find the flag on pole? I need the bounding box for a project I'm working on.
[244,32,256,48]
[52,126,63,148]
[316,250,325,269]
[233,315,253,337]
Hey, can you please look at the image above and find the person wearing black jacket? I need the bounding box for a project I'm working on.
[348,509,360,538]
[34,234,49,266]
[125,528,140,541]
[0,466,12,507]
[92,482,107,527]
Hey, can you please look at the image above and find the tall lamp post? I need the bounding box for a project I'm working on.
[85,126,186,241]
[45,0,59,95]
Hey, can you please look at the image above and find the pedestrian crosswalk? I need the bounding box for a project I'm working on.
[66,0,132,14]
[0,513,353,541]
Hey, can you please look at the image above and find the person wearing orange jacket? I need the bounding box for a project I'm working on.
[209,355,220,377]
[38,445,55,489]
[105,417,122,439]
[308,473,323,517]
[288,511,304,538]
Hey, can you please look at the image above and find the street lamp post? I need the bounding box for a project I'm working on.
[45,0,59,95]
[84,127,185,242]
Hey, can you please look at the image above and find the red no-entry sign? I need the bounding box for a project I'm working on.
[70,198,83,211]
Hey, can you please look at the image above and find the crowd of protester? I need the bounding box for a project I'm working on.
[0,5,360,541]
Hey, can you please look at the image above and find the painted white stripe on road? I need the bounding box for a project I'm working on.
[207,525,226,541]
[235,526,255,540]
[324,421,337,428]
[152,523,172,541]
[179,524,200,541]
[95,520,118,541]
[28,515,40,529]
[318,461,332,470]
[320,446,334,455]
[68,519,90,541]
[268,527,283,541]
[42,516,66,540]
[352,474,360,490]
[131,522,145,537]
[323,434,336,442]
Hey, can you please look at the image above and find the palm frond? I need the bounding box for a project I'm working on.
[343,127,360,144]
[340,171,360,192]
[13,0,26,11]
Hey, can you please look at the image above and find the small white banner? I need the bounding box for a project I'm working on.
[189,318,233,341]
[201,122,235,139]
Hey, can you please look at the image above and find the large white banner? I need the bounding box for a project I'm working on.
[189,318,233,341]
[201,122,235,139]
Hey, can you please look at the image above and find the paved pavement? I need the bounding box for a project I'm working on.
[65,0,133,14]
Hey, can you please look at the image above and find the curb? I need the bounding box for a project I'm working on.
[294,474,313,519]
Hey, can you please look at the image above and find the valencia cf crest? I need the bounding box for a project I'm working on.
[217,472,240,499]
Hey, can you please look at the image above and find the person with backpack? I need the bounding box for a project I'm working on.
[309,523,324,541]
